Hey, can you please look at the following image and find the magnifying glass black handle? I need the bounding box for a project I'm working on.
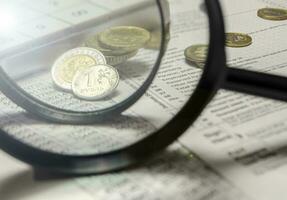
[223,67,287,102]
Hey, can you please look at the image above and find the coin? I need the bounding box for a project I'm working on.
[145,24,171,50]
[257,8,287,21]
[184,44,208,63]
[84,34,134,56]
[72,65,119,100]
[186,61,205,69]
[185,59,205,69]
[145,32,160,49]
[194,62,205,69]
[225,33,252,48]
[106,50,138,66]
[98,26,151,50]
[145,29,162,49]
[52,47,106,91]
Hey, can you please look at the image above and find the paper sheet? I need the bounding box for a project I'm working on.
[0,0,250,199]
[180,0,287,200]
[0,0,286,199]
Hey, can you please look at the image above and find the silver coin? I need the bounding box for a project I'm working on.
[72,64,119,100]
[52,47,106,91]
[106,50,138,66]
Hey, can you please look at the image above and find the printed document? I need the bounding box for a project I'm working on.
[0,0,287,199]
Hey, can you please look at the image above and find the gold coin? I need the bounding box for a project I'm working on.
[98,26,151,50]
[184,44,208,63]
[257,8,287,21]
[186,60,205,69]
[59,55,96,83]
[145,24,171,50]
[194,62,205,69]
[225,33,252,48]
[52,47,106,91]
[145,29,162,49]
[84,34,134,56]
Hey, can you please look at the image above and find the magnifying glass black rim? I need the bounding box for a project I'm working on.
[0,0,167,124]
[0,0,226,175]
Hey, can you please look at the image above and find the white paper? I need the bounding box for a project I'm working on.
[0,0,286,199]
[0,0,250,199]
[180,1,287,200]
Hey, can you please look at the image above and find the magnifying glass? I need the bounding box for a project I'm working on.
[0,0,170,124]
[0,0,285,175]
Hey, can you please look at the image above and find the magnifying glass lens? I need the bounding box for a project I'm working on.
[1,1,163,114]
[0,0,210,167]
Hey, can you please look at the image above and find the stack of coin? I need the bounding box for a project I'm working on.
[52,47,120,100]
[257,8,287,21]
[52,26,151,101]
[84,26,151,66]
[184,44,208,69]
